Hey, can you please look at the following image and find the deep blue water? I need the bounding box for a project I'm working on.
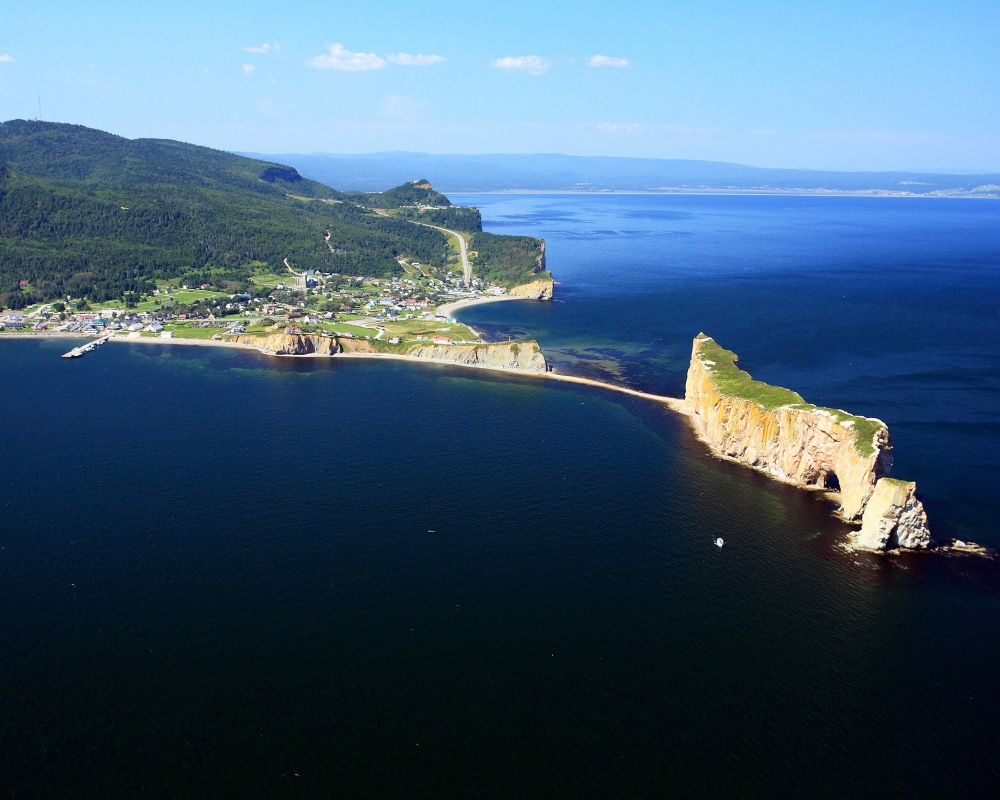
[454,193,1000,550]
[2,195,1000,797]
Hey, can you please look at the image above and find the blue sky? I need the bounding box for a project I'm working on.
[1,0,998,170]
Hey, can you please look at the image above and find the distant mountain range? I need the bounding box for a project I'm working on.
[242,152,1000,197]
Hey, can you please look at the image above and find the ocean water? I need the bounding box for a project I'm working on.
[2,195,1000,797]
[454,193,1000,551]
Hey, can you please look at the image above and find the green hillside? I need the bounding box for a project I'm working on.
[0,121,451,308]
[471,233,548,287]
[0,120,549,309]
[343,178,487,231]
[0,120,334,198]
[344,179,452,209]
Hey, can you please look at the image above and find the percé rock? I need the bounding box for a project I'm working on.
[508,278,554,300]
[855,478,932,551]
[405,340,548,372]
[684,335,892,521]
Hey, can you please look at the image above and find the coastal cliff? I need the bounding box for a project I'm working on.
[509,279,554,300]
[225,333,546,373]
[405,340,547,372]
[684,334,891,521]
[506,241,554,300]
[228,333,341,355]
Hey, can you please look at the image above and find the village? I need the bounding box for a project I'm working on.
[0,266,512,348]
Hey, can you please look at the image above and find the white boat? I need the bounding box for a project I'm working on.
[715,538,724,548]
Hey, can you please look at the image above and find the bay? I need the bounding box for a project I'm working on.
[2,193,999,797]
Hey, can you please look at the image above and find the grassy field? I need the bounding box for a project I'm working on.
[250,273,291,287]
[160,324,226,339]
[379,317,478,342]
[221,315,476,344]
[319,323,377,339]
[82,288,231,314]
[695,335,884,458]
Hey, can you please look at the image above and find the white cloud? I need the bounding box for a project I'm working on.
[382,94,428,120]
[0,54,14,63]
[242,64,255,75]
[257,97,282,119]
[598,121,722,136]
[386,52,446,66]
[491,55,549,75]
[243,44,274,54]
[587,54,629,68]
[598,122,640,134]
[307,43,387,71]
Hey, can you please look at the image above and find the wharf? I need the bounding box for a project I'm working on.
[62,333,113,358]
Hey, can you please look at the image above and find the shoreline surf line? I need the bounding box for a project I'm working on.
[4,330,689,413]
[331,351,690,413]
[435,294,520,319]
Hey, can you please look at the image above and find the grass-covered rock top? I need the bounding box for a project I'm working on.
[694,336,805,408]
[694,334,884,458]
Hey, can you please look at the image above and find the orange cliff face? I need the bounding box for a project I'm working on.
[508,279,554,300]
[227,333,343,355]
[683,335,892,521]
[222,333,546,372]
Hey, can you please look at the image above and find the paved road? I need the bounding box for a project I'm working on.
[370,209,471,287]
[416,223,472,287]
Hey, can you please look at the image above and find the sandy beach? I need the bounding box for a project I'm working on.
[435,294,521,319]
[332,350,690,413]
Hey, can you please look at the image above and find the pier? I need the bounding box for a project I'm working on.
[62,333,113,358]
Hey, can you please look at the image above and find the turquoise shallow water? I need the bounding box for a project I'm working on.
[2,195,1000,796]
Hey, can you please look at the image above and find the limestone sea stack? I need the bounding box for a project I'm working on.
[684,334,892,521]
[680,335,984,553]
[855,478,932,551]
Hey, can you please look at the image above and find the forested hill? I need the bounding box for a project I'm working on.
[0,120,334,198]
[344,179,452,208]
[0,120,456,308]
[342,178,484,232]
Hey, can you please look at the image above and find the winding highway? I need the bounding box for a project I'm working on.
[419,223,471,287]
[371,209,471,287]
